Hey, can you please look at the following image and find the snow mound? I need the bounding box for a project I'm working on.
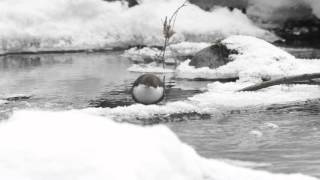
[222,35,294,62]
[0,0,275,54]
[177,36,320,81]
[0,110,316,180]
[123,42,211,63]
[167,42,211,56]
[128,63,174,73]
[124,42,211,72]
[123,47,162,63]
[84,101,213,120]
[189,82,320,108]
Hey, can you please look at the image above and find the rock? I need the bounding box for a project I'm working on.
[273,16,320,48]
[126,0,138,7]
[189,42,237,69]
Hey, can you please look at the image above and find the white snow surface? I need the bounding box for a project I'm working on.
[168,42,211,56]
[0,0,276,54]
[123,42,211,62]
[128,63,175,73]
[83,101,214,120]
[124,47,162,62]
[190,82,320,108]
[124,42,211,72]
[0,110,317,180]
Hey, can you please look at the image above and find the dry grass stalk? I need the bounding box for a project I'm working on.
[160,1,187,68]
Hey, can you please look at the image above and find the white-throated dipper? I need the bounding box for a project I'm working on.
[131,74,165,105]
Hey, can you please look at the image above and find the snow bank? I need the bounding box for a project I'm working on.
[123,42,210,62]
[0,0,275,54]
[128,63,175,73]
[81,81,320,120]
[124,42,211,73]
[189,82,320,108]
[0,110,316,180]
[177,36,320,81]
[222,35,294,62]
[123,47,162,63]
[84,101,214,120]
[80,82,320,121]
[167,42,211,56]
[80,82,320,120]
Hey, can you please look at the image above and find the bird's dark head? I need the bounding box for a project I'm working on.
[134,74,163,88]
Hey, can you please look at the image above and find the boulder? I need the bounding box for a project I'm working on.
[189,42,237,69]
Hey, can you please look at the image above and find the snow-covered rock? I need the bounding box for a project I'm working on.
[189,42,233,69]
[177,35,320,82]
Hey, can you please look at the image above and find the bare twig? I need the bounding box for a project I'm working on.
[237,73,320,92]
[160,1,187,68]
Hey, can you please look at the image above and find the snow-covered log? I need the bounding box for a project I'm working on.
[238,73,320,92]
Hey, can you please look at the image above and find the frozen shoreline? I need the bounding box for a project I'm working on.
[0,0,276,54]
[0,110,317,180]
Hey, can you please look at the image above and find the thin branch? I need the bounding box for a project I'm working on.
[168,2,187,30]
[160,1,187,68]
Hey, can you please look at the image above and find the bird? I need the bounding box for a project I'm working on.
[131,74,165,105]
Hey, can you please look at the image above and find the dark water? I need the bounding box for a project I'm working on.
[0,52,207,116]
[0,52,134,112]
[284,47,320,59]
[168,100,320,177]
[0,51,320,177]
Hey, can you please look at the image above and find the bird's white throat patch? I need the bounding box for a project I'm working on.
[132,84,164,104]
